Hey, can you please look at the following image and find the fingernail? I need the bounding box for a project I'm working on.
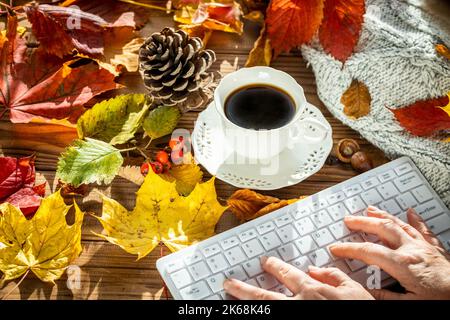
[260,256,268,264]
[344,215,354,221]
[308,265,319,272]
[367,206,377,210]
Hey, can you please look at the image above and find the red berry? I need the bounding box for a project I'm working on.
[155,150,169,164]
[162,161,172,173]
[150,161,164,174]
[140,162,150,176]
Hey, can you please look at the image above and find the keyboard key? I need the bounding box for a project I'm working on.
[437,229,450,251]
[344,195,366,214]
[220,236,239,250]
[224,246,247,266]
[426,214,450,235]
[412,185,433,203]
[294,217,315,236]
[220,291,237,300]
[291,206,311,220]
[342,234,364,243]
[180,281,211,300]
[396,192,418,210]
[206,254,228,273]
[346,258,366,271]
[276,224,299,243]
[225,265,247,281]
[205,295,221,300]
[165,259,184,273]
[377,182,399,200]
[260,231,282,251]
[326,260,351,274]
[238,228,258,242]
[349,268,370,286]
[344,184,363,197]
[361,189,383,206]
[271,285,293,297]
[184,252,203,266]
[257,273,279,290]
[379,170,396,182]
[266,250,281,259]
[379,199,402,215]
[202,244,221,257]
[290,256,312,271]
[328,203,350,221]
[309,249,332,267]
[311,210,333,228]
[361,177,379,190]
[171,269,193,289]
[243,258,263,277]
[206,273,226,293]
[295,235,317,254]
[393,172,422,193]
[257,221,276,235]
[311,228,335,247]
[310,198,328,211]
[329,221,351,239]
[278,243,300,261]
[415,200,444,220]
[244,278,259,287]
[242,239,264,258]
[188,261,211,281]
[327,191,345,205]
[394,162,412,176]
[275,214,293,227]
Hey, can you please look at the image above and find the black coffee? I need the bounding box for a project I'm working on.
[224,84,296,130]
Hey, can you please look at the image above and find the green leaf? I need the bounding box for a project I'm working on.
[143,105,181,140]
[57,138,124,187]
[77,94,152,145]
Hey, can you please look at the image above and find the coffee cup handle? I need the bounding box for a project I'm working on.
[289,117,329,146]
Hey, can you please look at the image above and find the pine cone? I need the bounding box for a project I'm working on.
[139,27,219,112]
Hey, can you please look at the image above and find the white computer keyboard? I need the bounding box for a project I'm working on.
[157,157,450,300]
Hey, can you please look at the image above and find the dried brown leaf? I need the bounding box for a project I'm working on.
[436,44,450,60]
[341,80,371,119]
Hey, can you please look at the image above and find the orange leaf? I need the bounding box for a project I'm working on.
[341,80,371,119]
[390,93,450,137]
[266,0,324,57]
[0,15,120,125]
[436,44,450,61]
[319,0,365,62]
[245,24,272,67]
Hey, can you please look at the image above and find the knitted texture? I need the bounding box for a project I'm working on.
[302,0,450,207]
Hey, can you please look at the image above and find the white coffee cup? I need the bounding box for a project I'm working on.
[214,67,330,160]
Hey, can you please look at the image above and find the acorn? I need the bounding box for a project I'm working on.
[335,139,360,163]
[351,151,374,172]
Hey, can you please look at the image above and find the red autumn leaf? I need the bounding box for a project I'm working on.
[0,14,119,125]
[0,154,45,217]
[390,95,450,137]
[319,0,365,62]
[266,0,324,57]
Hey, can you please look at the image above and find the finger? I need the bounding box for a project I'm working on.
[343,215,409,248]
[366,206,423,240]
[261,256,318,293]
[369,288,407,300]
[223,278,286,300]
[329,242,399,277]
[307,266,352,287]
[407,208,443,248]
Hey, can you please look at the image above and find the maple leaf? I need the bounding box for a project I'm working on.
[0,155,46,217]
[0,15,120,125]
[160,163,204,196]
[341,80,371,119]
[390,93,450,137]
[95,171,227,257]
[77,94,152,145]
[319,0,365,62]
[143,105,181,140]
[266,0,324,57]
[57,138,124,187]
[0,190,84,283]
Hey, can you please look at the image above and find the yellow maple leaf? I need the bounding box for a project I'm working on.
[160,163,204,196]
[440,93,450,118]
[95,171,227,258]
[0,191,84,284]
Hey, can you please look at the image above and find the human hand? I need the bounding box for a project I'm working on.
[330,206,450,300]
[223,256,374,300]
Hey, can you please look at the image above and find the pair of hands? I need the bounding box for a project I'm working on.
[223,206,450,300]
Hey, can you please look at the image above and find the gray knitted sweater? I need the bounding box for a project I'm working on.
[302,0,450,207]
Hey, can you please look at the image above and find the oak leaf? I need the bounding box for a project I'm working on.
[0,15,120,125]
[0,155,46,217]
[0,191,84,283]
[266,0,324,57]
[77,94,152,145]
[95,172,227,256]
[319,0,365,62]
[390,93,450,137]
[57,138,124,187]
[341,80,371,119]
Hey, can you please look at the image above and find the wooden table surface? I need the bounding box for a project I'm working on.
[0,1,448,300]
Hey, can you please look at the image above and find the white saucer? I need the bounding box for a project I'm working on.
[192,102,333,190]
